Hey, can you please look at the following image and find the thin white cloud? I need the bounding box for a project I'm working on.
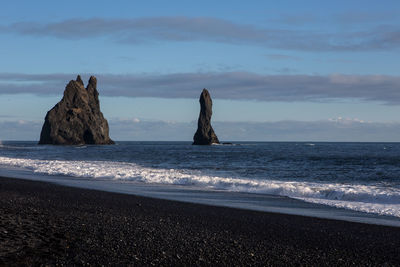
[2,119,400,142]
[0,120,42,141]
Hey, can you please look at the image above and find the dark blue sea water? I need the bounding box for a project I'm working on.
[1,141,400,225]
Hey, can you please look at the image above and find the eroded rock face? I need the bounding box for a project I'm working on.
[193,89,220,145]
[39,75,114,145]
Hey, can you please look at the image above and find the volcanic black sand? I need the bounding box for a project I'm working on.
[1,177,400,266]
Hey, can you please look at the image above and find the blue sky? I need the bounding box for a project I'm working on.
[1,1,400,141]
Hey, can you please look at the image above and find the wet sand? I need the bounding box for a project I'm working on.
[1,176,400,266]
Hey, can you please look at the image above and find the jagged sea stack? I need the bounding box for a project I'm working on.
[39,75,114,145]
[193,89,220,145]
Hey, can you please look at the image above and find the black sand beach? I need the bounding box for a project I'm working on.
[1,177,400,266]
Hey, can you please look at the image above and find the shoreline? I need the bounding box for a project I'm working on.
[2,168,400,228]
[1,176,400,265]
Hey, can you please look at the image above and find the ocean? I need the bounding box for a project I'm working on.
[1,141,400,226]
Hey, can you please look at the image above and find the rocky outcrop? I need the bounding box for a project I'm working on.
[193,89,219,145]
[39,75,114,145]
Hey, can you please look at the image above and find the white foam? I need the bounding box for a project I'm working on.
[1,156,400,218]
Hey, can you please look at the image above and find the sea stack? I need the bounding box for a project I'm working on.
[39,75,114,145]
[193,89,220,145]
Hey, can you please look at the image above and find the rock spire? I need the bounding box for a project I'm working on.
[39,75,114,145]
[193,89,219,145]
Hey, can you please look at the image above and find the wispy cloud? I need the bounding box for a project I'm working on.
[214,120,400,142]
[0,120,42,141]
[108,119,194,141]
[1,17,400,51]
[1,72,400,104]
[2,118,400,142]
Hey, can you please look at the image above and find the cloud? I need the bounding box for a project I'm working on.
[328,117,368,124]
[0,120,42,141]
[1,72,400,104]
[1,17,400,51]
[2,118,400,142]
[108,119,194,141]
[214,120,400,142]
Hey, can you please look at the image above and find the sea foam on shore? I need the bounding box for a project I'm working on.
[1,154,400,219]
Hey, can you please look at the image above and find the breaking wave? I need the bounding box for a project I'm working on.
[1,156,400,218]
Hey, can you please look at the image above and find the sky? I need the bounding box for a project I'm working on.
[1,0,400,141]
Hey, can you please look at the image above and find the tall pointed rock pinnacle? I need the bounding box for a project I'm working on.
[39,75,114,145]
[76,75,84,86]
[193,89,220,145]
